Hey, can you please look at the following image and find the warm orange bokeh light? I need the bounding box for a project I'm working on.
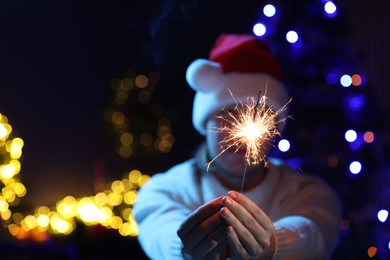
[363,131,374,143]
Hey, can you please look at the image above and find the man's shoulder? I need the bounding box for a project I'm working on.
[147,159,197,183]
[267,158,328,185]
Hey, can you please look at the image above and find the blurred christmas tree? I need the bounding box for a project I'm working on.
[122,0,389,259]
[255,1,389,260]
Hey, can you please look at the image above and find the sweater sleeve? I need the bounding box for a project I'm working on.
[270,169,342,260]
[132,161,202,260]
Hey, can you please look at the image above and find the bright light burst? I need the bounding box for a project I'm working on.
[207,89,290,170]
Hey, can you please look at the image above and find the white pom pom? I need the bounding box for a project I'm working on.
[186,59,222,93]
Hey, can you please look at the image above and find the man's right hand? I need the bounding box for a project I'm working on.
[177,196,229,259]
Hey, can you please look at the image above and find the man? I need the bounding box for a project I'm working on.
[133,34,341,259]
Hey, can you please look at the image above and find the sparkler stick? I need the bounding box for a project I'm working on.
[207,81,290,192]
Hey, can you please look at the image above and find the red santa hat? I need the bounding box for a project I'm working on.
[186,33,290,135]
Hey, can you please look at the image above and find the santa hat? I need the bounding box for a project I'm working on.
[186,33,289,136]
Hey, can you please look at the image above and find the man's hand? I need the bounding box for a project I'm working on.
[220,191,276,260]
[177,196,229,259]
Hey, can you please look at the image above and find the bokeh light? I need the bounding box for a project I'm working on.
[340,74,352,87]
[1,112,151,240]
[286,30,299,43]
[263,4,276,17]
[345,129,357,142]
[363,131,375,143]
[367,246,377,258]
[253,23,267,36]
[351,74,362,86]
[377,209,388,222]
[349,161,362,175]
[278,139,290,152]
[324,1,337,17]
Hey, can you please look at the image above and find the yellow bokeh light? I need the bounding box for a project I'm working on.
[0,197,9,212]
[135,75,148,88]
[12,212,24,224]
[10,138,24,159]
[118,145,133,158]
[37,214,50,229]
[12,182,27,197]
[0,123,10,139]
[120,78,133,91]
[56,196,77,219]
[111,180,125,194]
[94,192,108,207]
[124,190,137,205]
[0,112,155,238]
[129,170,141,184]
[121,178,133,191]
[109,215,123,229]
[140,133,153,146]
[1,209,11,220]
[157,125,171,136]
[2,186,16,202]
[121,207,132,221]
[50,214,74,234]
[24,215,38,230]
[107,192,123,207]
[119,220,138,237]
[115,90,129,104]
[138,175,150,187]
[111,111,126,126]
[156,138,173,153]
[120,132,134,146]
[0,163,17,179]
[37,206,51,215]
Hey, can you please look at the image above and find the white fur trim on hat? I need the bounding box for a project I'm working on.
[186,58,289,136]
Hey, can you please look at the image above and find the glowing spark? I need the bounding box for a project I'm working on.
[207,89,290,171]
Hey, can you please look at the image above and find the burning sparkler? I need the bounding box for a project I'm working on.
[206,87,290,191]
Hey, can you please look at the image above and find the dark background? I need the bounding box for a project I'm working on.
[0,0,389,259]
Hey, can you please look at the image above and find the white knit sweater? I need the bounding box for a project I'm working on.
[133,158,341,260]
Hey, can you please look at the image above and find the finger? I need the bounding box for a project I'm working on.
[228,191,273,231]
[220,206,259,256]
[225,192,275,254]
[182,211,224,249]
[178,196,223,239]
[191,223,228,259]
[225,224,248,258]
[203,240,229,260]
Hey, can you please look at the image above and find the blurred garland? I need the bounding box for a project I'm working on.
[0,70,173,241]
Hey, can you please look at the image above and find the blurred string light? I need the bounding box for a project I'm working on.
[253,3,387,258]
[1,108,152,240]
[1,71,178,241]
[345,129,357,142]
[103,71,174,158]
[324,1,337,17]
[278,139,290,152]
[253,23,267,37]
[286,30,299,44]
[367,246,377,258]
[347,94,365,112]
[340,74,352,87]
[349,161,362,175]
[363,131,374,143]
[340,73,363,88]
[377,209,388,223]
[263,4,276,17]
[351,74,362,86]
